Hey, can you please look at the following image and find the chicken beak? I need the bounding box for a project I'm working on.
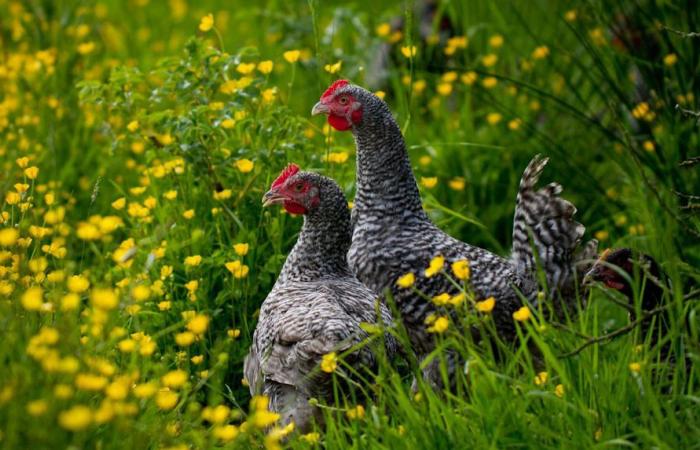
[262,189,287,207]
[311,101,330,116]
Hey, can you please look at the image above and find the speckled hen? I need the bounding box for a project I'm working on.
[244,164,397,431]
[312,81,597,388]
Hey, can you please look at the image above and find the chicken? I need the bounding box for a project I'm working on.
[244,164,397,432]
[311,81,596,388]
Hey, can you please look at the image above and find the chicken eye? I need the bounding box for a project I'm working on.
[338,96,349,105]
[294,182,304,192]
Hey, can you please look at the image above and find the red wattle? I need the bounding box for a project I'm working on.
[328,114,351,131]
[283,201,307,215]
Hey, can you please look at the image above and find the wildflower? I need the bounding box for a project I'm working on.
[376,23,391,37]
[487,112,502,125]
[61,294,80,311]
[481,54,498,67]
[555,384,565,398]
[67,275,90,293]
[225,260,249,278]
[162,370,188,388]
[199,13,214,32]
[0,228,19,246]
[449,177,465,191]
[24,166,39,179]
[182,209,195,219]
[401,45,417,58]
[132,284,151,302]
[421,176,438,188]
[513,306,531,322]
[156,390,179,410]
[320,352,338,373]
[77,41,95,55]
[21,287,43,311]
[213,425,239,442]
[235,159,254,173]
[534,371,548,385]
[476,297,496,313]
[508,118,522,130]
[283,49,300,63]
[133,382,158,398]
[111,197,126,210]
[629,362,642,373]
[16,157,30,168]
[58,405,92,431]
[428,316,449,333]
[27,399,48,417]
[233,243,249,256]
[75,373,108,391]
[158,301,172,311]
[175,332,195,346]
[594,230,609,241]
[302,432,320,444]
[564,10,577,21]
[663,53,677,66]
[425,255,444,278]
[489,34,504,47]
[237,63,255,74]
[164,190,177,200]
[258,60,274,74]
[324,61,342,74]
[184,255,202,267]
[482,77,498,88]
[346,404,365,420]
[461,71,477,85]
[432,293,451,306]
[437,82,452,96]
[90,288,119,310]
[118,339,136,353]
[643,140,655,152]
[532,46,550,59]
[324,151,349,163]
[187,314,209,335]
[228,329,241,339]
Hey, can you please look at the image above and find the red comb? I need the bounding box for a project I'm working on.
[321,79,349,99]
[271,163,300,189]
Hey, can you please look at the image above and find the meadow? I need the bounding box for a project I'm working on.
[0,0,698,448]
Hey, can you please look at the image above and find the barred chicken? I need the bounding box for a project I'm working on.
[312,81,597,388]
[244,164,396,431]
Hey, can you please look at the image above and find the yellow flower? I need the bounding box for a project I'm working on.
[482,77,498,88]
[421,176,438,188]
[401,45,417,58]
[643,140,655,152]
[461,71,477,85]
[199,13,214,32]
[61,293,80,311]
[21,287,43,311]
[162,370,188,388]
[237,63,256,75]
[396,272,416,289]
[235,159,254,173]
[481,54,498,67]
[133,382,158,398]
[220,118,235,129]
[512,306,531,322]
[156,390,179,410]
[16,157,30,168]
[213,424,239,442]
[449,177,465,191]
[228,328,241,339]
[487,112,502,125]
[0,228,19,247]
[489,34,504,47]
[534,371,548,386]
[425,255,444,278]
[225,260,249,278]
[111,197,126,210]
[346,404,365,420]
[475,297,496,313]
[508,118,522,130]
[451,260,470,280]
[26,399,48,417]
[234,243,249,256]
[67,275,90,293]
[90,288,119,310]
[24,166,39,179]
[257,60,274,74]
[184,255,202,267]
[554,384,565,398]
[5,192,21,205]
[428,316,449,333]
[436,82,452,96]
[187,314,210,335]
[629,362,642,373]
[564,10,577,21]
[175,331,195,346]
[302,432,320,444]
[532,46,550,59]
[77,41,95,55]
[324,151,349,164]
[663,53,677,66]
[594,230,609,241]
[324,60,342,74]
[283,49,300,63]
[164,190,178,200]
[376,23,391,37]
[320,352,338,373]
[126,120,139,132]
[183,209,195,219]
[58,405,92,431]
[432,293,451,306]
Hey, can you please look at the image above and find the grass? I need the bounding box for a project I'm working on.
[0,0,698,448]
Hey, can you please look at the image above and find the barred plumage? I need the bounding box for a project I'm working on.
[244,170,397,431]
[313,82,595,389]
